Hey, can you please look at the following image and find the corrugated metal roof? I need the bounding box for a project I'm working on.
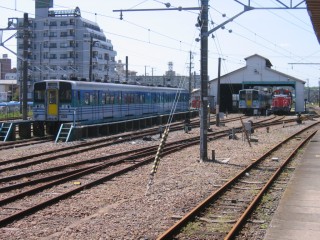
[306,0,320,43]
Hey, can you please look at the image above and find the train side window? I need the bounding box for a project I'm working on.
[160,94,163,103]
[134,93,139,104]
[123,93,128,104]
[90,93,97,105]
[239,91,246,100]
[59,89,71,103]
[113,93,118,104]
[106,93,110,104]
[101,93,106,104]
[85,93,90,105]
[117,93,121,104]
[110,94,114,104]
[130,93,134,104]
[77,91,81,105]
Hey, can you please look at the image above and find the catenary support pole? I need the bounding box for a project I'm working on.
[22,13,28,120]
[200,0,209,161]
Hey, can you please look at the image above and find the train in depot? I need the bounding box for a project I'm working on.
[271,88,293,114]
[33,80,189,133]
[238,89,272,115]
[238,88,293,115]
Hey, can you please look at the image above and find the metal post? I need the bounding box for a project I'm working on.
[89,36,93,81]
[125,56,128,82]
[39,42,42,81]
[188,51,192,120]
[216,57,221,127]
[152,68,154,85]
[307,79,310,102]
[200,0,209,161]
[22,13,28,120]
[189,51,192,105]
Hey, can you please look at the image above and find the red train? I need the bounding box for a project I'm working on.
[271,88,292,114]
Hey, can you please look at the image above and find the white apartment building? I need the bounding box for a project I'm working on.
[16,0,117,99]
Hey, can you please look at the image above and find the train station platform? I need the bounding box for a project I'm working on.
[264,130,320,240]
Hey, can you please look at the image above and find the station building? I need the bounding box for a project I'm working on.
[193,54,305,113]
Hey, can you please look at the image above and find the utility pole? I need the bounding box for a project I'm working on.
[307,79,310,102]
[22,13,29,120]
[189,51,193,116]
[200,0,209,161]
[125,56,128,82]
[216,57,221,127]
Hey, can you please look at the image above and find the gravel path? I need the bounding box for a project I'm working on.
[0,115,319,240]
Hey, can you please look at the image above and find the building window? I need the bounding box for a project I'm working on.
[60,42,68,48]
[60,32,68,37]
[49,32,57,37]
[60,54,68,59]
[49,21,57,26]
[69,41,75,47]
[49,43,57,48]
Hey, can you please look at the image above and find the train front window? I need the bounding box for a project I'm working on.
[239,91,246,100]
[34,82,46,103]
[34,90,45,103]
[59,82,72,103]
[49,91,57,104]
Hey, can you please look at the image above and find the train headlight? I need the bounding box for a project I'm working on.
[36,104,45,109]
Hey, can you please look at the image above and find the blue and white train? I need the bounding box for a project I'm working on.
[33,80,189,125]
[238,89,271,115]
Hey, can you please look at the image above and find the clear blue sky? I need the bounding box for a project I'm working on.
[1,0,320,86]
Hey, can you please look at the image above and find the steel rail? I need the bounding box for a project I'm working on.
[225,130,318,239]
[0,117,311,227]
[0,132,202,227]
[0,117,298,184]
[156,121,319,239]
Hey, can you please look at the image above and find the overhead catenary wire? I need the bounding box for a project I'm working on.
[1,0,320,85]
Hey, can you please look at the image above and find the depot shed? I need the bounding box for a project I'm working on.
[193,54,305,113]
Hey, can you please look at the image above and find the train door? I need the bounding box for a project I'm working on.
[47,89,58,120]
[92,91,99,121]
[246,91,253,107]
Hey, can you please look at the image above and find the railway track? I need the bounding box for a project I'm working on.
[0,115,242,151]
[0,115,302,227]
[156,122,319,239]
[0,115,249,170]
[0,115,282,177]
[0,137,54,151]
